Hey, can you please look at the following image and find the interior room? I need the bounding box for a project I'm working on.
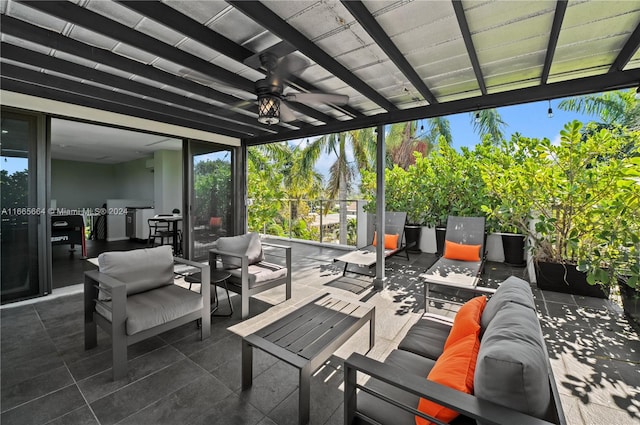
[49,118,183,288]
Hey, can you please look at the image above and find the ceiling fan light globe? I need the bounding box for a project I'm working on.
[258,95,280,125]
[258,116,279,125]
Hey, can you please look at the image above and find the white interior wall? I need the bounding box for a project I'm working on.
[51,160,117,208]
[51,157,156,208]
[153,150,182,214]
[115,157,155,202]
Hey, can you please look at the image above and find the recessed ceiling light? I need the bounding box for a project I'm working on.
[1,130,8,134]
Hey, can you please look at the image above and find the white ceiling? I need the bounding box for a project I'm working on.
[51,118,181,164]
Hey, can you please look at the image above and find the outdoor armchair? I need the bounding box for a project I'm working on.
[84,245,210,380]
[208,232,291,320]
[421,216,489,312]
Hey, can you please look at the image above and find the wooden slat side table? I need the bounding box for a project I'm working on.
[242,293,375,425]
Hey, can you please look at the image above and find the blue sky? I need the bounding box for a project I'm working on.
[444,98,595,150]
[311,96,599,179]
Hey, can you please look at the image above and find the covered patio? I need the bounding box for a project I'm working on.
[2,2,640,424]
[2,241,638,425]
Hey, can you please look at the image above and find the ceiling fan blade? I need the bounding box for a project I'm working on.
[243,41,297,69]
[285,92,349,105]
[279,55,309,78]
[279,101,297,123]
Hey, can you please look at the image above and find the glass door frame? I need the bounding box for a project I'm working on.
[0,107,50,303]
[182,139,244,260]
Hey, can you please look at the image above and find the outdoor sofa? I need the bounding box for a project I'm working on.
[344,276,566,425]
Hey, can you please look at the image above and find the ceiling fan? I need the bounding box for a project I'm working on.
[247,51,349,125]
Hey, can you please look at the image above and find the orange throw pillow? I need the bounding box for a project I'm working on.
[443,240,481,262]
[444,296,487,350]
[416,333,480,425]
[372,232,400,249]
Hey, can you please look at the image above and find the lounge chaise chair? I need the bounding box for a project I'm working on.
[420,216,493,312]
[335,211,412,276]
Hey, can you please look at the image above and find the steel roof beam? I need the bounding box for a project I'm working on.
[610,22,640,72]
[247,68,640,144]
[20,1,257,90]
[228,0,398,112]
[1,42,276,135]
[0,16,258,117]
[541,0,568,84]
[117,1,364,120]
[2,77,248,139]
[115,1,338,123]
[452,0,487,95]
[1,63,254,139]
[341,0,437,105]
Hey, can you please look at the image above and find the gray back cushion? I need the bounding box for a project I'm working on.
[481,276,535,330]
[216,233,264,269]
[475,302,550,423]
[98,245,174,296]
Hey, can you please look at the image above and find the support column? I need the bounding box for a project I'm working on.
[373,124,386,290]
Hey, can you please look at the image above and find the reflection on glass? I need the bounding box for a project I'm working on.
[192,149,232,260]
[1,116,37,302]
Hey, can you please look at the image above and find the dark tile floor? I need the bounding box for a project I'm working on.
[51,239,147,289]
[2,240,639,425]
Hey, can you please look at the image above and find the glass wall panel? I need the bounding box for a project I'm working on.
[1,112,42,303]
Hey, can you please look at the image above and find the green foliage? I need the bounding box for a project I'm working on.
[361,143,492,226]
[194,158,231,227]
[479,120,640,288]
[1,169,29,210]
[247,153,285,234]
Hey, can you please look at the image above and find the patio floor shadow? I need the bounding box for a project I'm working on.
[1,240,638,425]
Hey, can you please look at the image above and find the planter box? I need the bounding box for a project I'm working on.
[501,233,526,266]
[419,226,437,253]
[435,226,446,256]
[535,261,610,299]
[404,225,422,253]
[485,233,504,262]
[619,280,640,329]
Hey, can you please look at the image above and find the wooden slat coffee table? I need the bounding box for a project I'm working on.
[242,293,375,425]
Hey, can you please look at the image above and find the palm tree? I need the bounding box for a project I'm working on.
[470,108,506,142]
[386,118,451,169]
[558,90,640,130]
[248,142,323,233]
[303,128,376,244]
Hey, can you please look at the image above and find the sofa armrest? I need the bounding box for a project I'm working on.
[344,353,556,425]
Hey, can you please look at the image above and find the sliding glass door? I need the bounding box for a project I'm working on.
[184,141,235,260]
[1,110,48,303]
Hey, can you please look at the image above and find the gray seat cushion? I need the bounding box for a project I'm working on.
[216,233,264,269]
[227,261,288,289]
[95,284,203,335]
[98,245,174,297]
[398,314,453,360]
[480,276,535,330]
[422,257,482,287]
[475,301,550,424]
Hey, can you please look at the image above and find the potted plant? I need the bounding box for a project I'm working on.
[480,122,640,297]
